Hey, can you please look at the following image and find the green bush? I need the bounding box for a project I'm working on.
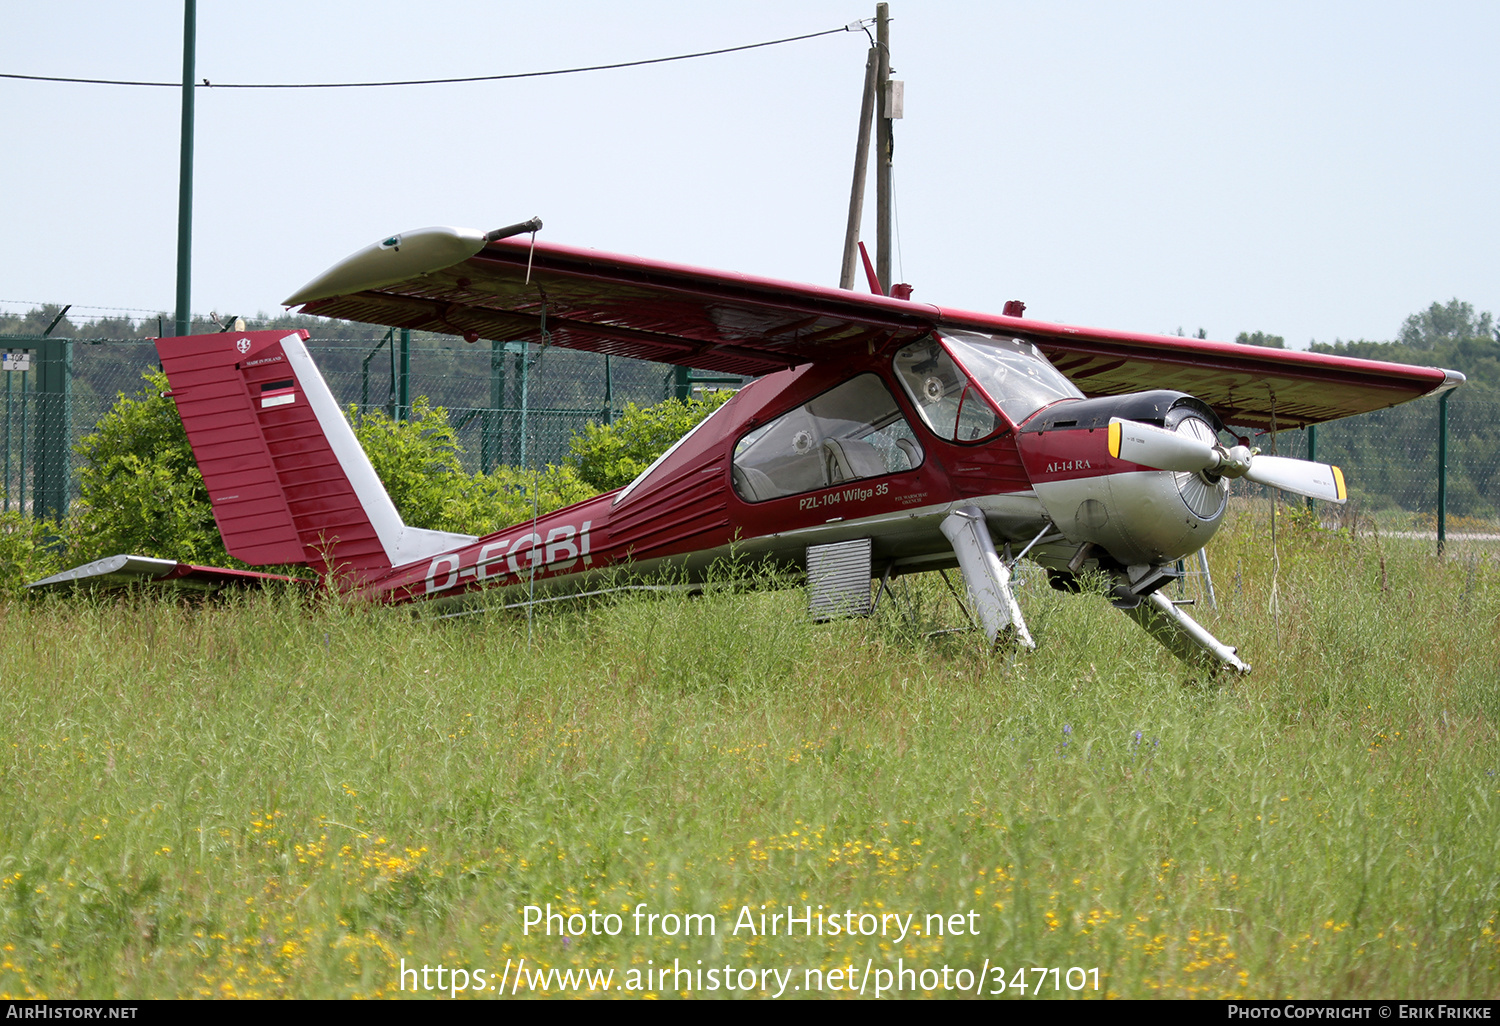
[440,463,597,536]
[0,511,64,596]
[8,378,726,592]
[61,376,603,572]
[351,398,468,532]
[352,400,597,535]
[566,391,733,492]
[70,371,229,566]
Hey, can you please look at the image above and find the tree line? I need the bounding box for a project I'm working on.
[1237,300,1500,518]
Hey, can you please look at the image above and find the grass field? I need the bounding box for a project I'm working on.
[1,501,1497,999]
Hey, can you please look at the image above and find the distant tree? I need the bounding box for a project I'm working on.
[0,304,79,338]
[0,305,405,342]
[1397,299,1496,350]
[1235,331,1286,349]
[1310,299,1500,389]
[1297,298,1500,520]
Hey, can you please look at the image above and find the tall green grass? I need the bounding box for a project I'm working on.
[1,502,1496,998]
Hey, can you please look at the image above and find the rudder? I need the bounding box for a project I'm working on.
[156,329,474,579]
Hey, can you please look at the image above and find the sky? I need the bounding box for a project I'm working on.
[3,1,1497,348]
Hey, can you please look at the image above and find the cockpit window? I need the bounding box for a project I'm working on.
[940,330,1084,424]
[892,338,1003,442]
[731,374,923,503]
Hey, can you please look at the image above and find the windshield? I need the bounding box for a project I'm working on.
[892,338,1003,443]
[939,330,1083,424]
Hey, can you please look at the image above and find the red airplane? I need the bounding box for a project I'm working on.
[34,223,1463,672]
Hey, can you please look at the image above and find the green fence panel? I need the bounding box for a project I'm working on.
[1,332,742,514]
[1229,388,1500,536]
[18,330,1488,537]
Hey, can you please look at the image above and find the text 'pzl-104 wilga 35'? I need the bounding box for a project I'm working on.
[33,222,1463,673]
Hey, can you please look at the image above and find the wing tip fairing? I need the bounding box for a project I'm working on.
[282,226,488,307]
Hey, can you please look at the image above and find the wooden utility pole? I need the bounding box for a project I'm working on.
[839,47,879,290]
[874,2,892,296]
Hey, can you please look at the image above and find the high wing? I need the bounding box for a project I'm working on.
[287,226,1462,430]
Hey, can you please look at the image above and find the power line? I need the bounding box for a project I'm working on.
[1,22,866,90]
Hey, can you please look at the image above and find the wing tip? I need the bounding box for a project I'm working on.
[1426,367,1466,398]
[282,225,488,307]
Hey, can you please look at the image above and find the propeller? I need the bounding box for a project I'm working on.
[1107,418,1347,503]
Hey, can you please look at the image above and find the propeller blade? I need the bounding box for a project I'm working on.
[1108,418,1216,473]
[1243,455,1347,503]
[1110,417,1349,503]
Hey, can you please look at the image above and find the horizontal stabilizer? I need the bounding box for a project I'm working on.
[28,554,305,593]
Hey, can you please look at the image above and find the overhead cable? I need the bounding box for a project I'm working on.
[1,22,866,89]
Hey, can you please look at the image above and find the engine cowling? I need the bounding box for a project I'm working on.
[1016,391,1229,567]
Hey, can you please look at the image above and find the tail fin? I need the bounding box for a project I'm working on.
[156,329,474,578]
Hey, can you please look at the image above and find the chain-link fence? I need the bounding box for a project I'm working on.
[3,331,1496,540]
[0,332,737,517]
[1234,387,1500,540]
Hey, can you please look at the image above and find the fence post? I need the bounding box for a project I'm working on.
[32,337,72,520]
[483,338,502,472]
[19,357,28,514]
[1437,391,1448,555]
[519,342,532,469]
[397,328,411,422]
[4,355,11,511]
[174,0,196,338]
[604,354,614,425]
[502,345,519,466]
[1305,424,1316,512]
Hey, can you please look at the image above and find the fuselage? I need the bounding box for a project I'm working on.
[367,329,1232,607]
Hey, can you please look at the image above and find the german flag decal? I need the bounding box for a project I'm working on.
[260,379,296,409]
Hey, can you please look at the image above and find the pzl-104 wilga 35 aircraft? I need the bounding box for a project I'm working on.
[33,222,1463,672]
